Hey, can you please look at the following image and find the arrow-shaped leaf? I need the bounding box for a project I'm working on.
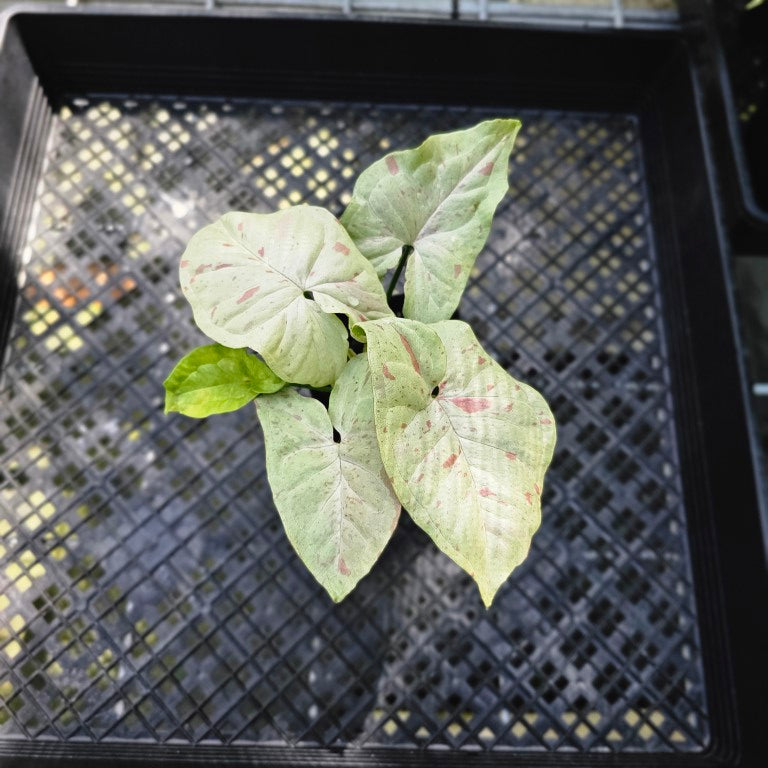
[256,355,400,602]
[363,317,556,607]
[341,119,520,323]
[180,206,392,388]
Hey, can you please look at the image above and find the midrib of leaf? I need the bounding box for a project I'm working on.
[411,248,456,289]
[336,469,373,537]
[324,455,370,561]
[277,434,379,559]
[433,397,492,564]
[221,218,305,292]
[404,427,452,485]
[339,454,372,474]
[385,407,483,563]
[414,139,505,244]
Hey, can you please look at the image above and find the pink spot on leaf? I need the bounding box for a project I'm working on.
[505,403,514,412]
[416,473,424,483]
[237,221,244,231]
[180,260,189,268]
[505,451,517,461]
[524,491,533,505]
[338,558,351,576]
[222,243,233,248]
[479,487,496,498]
[399,333,421,374]
[486,384,495,392]
[382,364,396,381]
[480,161,495,176]
[214,263,233,271]
[195,264,213,275]
[334,241,350,256]
[477,356,486,365]
[534,483,541,496]
[454,264,462,278]
[237,286,260,304]
[449,397,491,414]
[443,453,458,469]
[386,156,399,175]
[258,247,265,258]
[426,420,432,429]
[540,417,552,425]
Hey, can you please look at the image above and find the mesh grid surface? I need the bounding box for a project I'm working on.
[0,99,709,752]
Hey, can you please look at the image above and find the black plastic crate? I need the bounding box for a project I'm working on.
[698,0,768,253]
[0,8,765,767]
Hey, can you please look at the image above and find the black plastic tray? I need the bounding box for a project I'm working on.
[699,0,768,253]
[0,7,766,768]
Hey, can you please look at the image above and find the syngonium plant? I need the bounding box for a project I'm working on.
[164,119,556,607]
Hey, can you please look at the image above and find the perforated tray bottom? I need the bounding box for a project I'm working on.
[0,99,708,752]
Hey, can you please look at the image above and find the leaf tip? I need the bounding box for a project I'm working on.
[163,391,176,416]
[328,582,354,603]
[478,581,499,609]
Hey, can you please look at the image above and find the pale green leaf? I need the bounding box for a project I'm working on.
[341,119,521,323]
[256,355,400,602]
[363,317,556,607]
[180,206,392,388]
[164,344,284,418]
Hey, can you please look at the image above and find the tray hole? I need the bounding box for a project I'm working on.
[551,449,583,482]
[605,449,640,484]
[601,396,635,428]
[549,395,578,426]
[542,347,575,373]
[580,478,613,510]
[575,423,608,454]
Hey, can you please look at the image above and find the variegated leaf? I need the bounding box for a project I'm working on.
[180,206,392,388]
[256,355,400,602]
[341,119,520,323]
[363,317,556,607]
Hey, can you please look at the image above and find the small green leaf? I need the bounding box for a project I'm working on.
[363,317,556,607]
[164,344,284,418]
[180,206,392,388]
[256,355,400,602]
[341,119,521,323]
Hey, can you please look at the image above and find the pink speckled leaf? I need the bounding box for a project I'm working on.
[341,119,521,323]
[256,355,400,602]
[180,207,392,388]
[363,318,556,607]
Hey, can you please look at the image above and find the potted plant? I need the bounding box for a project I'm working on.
[163,119,556,607]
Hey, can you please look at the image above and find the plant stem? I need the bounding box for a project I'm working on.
[288,383,332,394]
[386,244,413,303]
